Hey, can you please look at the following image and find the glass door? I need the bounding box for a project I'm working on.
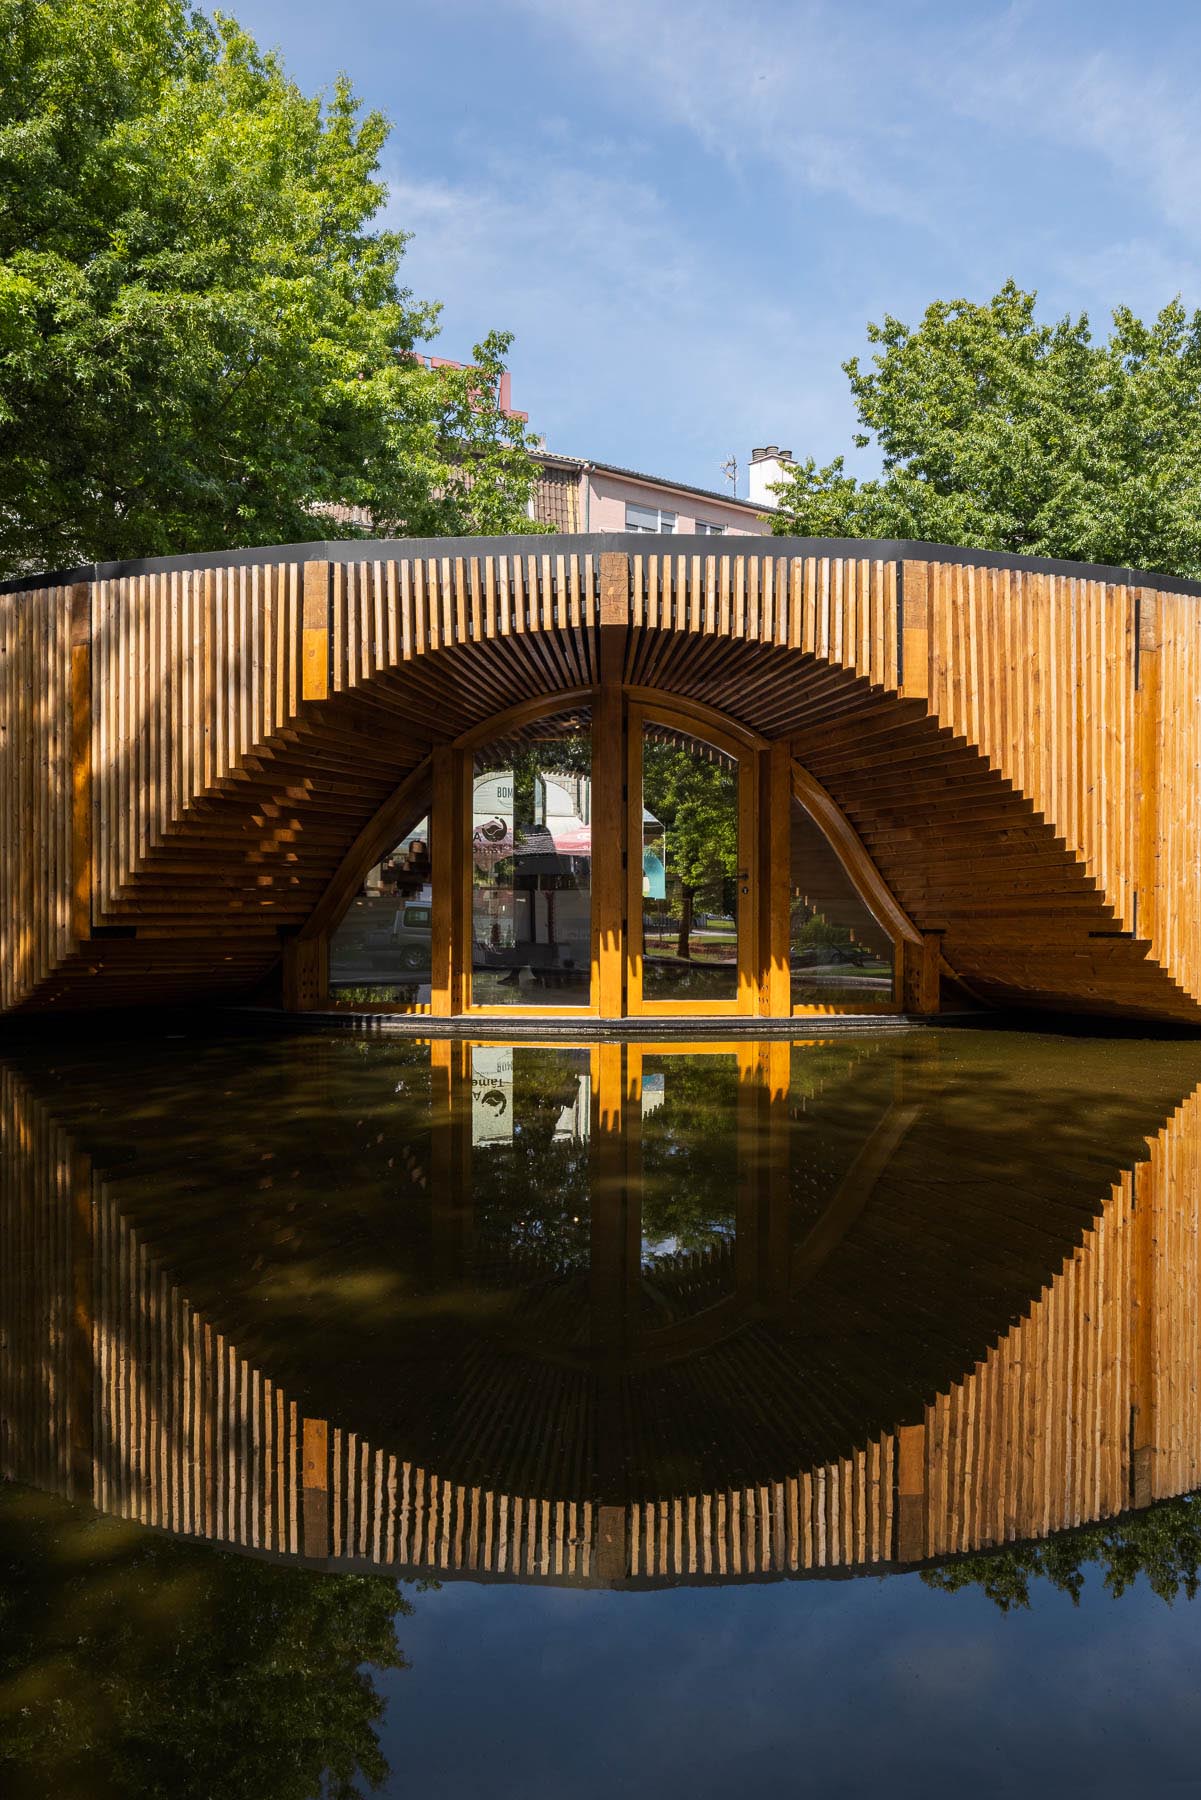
[468,707,595,1012]
[626,706,757,1015]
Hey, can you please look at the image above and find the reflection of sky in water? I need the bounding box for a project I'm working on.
[6,1027,1201,1792]
[381,1573,1201,1798]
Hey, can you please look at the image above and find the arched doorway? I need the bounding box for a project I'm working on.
[306,686,921,1020]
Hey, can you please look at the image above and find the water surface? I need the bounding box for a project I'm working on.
[3,1025,1201,1796]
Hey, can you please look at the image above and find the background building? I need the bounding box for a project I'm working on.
[532,446,793,537]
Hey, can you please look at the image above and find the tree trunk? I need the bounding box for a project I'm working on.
[676,887,694,960]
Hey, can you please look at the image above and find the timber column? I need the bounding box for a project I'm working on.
[302,1417,331,1558]
[758,739,792,1017]
[593,553,629,1018]
[895,1421,927,1563]
[429,745,465,1014]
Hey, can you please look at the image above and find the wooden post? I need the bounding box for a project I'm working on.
[282,936,327,1012]
[302,1416,330,1558]
[590,1045,638,1518]
[589,1043,634,1334]
[594,553,628,1018]
[301,561,330,703]
[69,583,92,942]
[900,932,941,1014]
[900,560,930,702]
[895,1421,927,1562]
[758,740,792,1016]
[430,746,462,1015]
[760,1040,792,1303]
[596,1504,627,1583]
[429,1039,472,1279]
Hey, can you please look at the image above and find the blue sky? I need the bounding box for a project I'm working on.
[226,0,1201,496]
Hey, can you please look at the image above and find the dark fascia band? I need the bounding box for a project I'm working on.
[4,532,1201,600]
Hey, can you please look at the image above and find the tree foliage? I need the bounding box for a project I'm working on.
[0,1481,411,1799]
[0,0,542,577]
[923,1491,1201,1613]
[642,741,739,958]
[771,281,1201,578]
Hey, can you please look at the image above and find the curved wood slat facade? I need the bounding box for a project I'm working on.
[2,535,1200,1020]
[3,1051,1201,1585]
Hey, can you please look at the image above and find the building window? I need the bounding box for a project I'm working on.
[626,503,676,535]
[696,522,725,536]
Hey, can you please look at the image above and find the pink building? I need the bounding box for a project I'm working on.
[532,446,795,537]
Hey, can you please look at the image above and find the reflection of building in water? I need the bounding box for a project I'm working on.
[2,1047,1201,1586]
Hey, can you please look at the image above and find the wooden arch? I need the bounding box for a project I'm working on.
[3,534,1199,1022]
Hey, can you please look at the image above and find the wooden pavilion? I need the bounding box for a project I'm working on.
[2,533,1200,1023]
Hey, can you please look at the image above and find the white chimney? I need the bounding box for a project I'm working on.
[748,445,794,509]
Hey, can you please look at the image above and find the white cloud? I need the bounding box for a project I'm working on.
[947,34,1201,244]
[502,0,943,228]
[502,0,1201,258]
[381,0,1201,482]
[385,157,855,480]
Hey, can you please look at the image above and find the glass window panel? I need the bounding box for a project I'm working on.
[789,795,895,1008]
[471,710,592,1007]
[640,725,740,1002]
[328,814,432,1006]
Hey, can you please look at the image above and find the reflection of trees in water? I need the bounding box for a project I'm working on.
[473,1051,592,1270]
[0,1482,410,1800]
[923,1491,1201,1613]
[640,1058,742,1255]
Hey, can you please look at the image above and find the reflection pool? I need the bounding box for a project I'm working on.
[3,1025,1201,1795]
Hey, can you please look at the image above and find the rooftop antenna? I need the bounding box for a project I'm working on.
[720,454,739,498]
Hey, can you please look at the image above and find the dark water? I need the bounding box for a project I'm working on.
[3,1025,1201,1797]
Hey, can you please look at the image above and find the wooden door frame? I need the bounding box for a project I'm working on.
[460,691,602,1018]
[294,684,922,1024]
[625,700,761,1017]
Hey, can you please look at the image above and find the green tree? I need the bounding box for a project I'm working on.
[0,0,542,578]
[923,1490,1201,1613]
[642,742,739,960]
[0,1481,412,1799]
[770,280,1201,579]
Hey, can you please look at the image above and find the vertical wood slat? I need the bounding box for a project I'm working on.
[3,542,1197,1019]
[0,585,73,1010]
[924,565,1139,935]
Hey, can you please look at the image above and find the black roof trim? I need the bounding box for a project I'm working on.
[4,534,1201,599]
